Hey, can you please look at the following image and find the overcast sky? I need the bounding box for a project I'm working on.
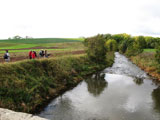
[0,0,160,39]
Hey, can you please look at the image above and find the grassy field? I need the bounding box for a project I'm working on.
[0,38,84,50]
[143,49,156,52]
[0,38,84,44]
[0,38,85,62]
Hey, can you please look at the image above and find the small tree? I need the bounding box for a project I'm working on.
[134,36,146,49]
[13,35,22,39]
[125,42,143,57]
[84,34,107,63]
[118,38,133,54]
[105,39,117,52]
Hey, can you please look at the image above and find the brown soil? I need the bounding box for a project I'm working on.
[0,50,85,63]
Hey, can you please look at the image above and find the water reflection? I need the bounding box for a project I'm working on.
[133,77,144,85]
[39,53,160,120]
[85,73,107,97]
[39,96,74,120]
[152,86,160,113]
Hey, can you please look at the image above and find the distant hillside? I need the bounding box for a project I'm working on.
[0,38,84,44]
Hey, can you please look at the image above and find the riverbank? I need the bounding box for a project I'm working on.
[39,52,160,120]
[0,52,114,114]
[130,52,160,81]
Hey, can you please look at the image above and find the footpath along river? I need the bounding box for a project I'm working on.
[38,52,160,120]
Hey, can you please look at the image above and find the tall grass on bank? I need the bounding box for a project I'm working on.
[130,52,160,80]
[0,53,114,113]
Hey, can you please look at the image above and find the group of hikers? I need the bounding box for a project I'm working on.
[3,49,50,62]
[29,49,49,59]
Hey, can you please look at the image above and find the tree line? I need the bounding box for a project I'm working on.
[8,35,33,39]
[84,33,160,64]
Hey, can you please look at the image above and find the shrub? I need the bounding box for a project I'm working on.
[84,34,107,63]
[125,42,143,57]
[105,39,117,52]
[155,46,160,64]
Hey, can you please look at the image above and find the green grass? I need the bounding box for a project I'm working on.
[0,43,38,49]
[0,38,83,44]
[0,43,19,47]
[0,49,68,53]
[0,38,84,54]
[0,43,84,54]
[144,49,156,52]
[65,38,84,41]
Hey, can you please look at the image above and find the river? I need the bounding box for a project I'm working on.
[39,52,160,120]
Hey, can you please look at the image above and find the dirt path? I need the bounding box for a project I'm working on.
[0,50,85,63]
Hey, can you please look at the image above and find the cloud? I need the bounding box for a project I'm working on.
[134,25,160,37]
[0,0,160,38]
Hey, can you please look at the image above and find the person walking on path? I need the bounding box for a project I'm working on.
[33,51,37,58]
[39,49,44,58]
[3,50,10,62]
[32,51,36,59]
[29,50,32,59]
[44,50,48,58]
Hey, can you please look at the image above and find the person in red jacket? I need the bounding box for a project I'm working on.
[32,51,36,59]
[29,50,32,59]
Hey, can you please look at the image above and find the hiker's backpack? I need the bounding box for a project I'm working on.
[3,54,8,59]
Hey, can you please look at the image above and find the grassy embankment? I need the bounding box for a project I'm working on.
[0,51,114,114]
[130,49,160,81]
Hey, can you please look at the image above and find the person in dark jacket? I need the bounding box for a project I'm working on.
[4,50,10,62]
[44,50,48,58]
[39,49,44,58]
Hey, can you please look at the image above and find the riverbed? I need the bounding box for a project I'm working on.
[39,52,160,120]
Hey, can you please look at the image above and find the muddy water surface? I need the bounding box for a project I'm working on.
[39,52,160,120]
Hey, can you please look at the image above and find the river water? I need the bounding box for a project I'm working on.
[39,52,160,120]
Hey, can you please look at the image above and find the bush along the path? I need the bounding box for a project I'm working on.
[0,53,114,114]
